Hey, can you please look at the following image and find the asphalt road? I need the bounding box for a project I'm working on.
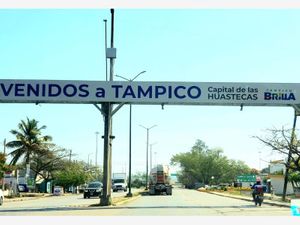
[0,187,291,216]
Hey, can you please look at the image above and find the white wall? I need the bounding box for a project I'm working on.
[269,175,294,195]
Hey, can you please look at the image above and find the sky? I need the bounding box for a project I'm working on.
[1,9,300,175]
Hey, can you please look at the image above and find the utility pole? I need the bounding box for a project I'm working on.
[282,108,299,201]
[140,125,157,190]
[69,149,72,162]
[100,8,115,206]
[2,139,6,190]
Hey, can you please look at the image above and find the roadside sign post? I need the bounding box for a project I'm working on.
[236,174,257,183]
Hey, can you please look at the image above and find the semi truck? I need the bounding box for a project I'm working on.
[149,164,172,195]
[112,173,127,192]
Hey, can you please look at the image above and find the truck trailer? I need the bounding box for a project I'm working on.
[149,164,172,195]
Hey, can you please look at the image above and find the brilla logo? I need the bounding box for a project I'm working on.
[264,89,296,101]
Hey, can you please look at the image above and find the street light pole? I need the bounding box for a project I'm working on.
[150,142,157,171]
[87,153,93,168]
[128,103,133,197]
[115,71,146,197]
[140,125,157,190]
[154,151,157,167]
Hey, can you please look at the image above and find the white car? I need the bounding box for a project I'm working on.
[0,189,4,206]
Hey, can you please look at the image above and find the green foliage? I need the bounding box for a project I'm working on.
[0,153,15,180]
[86,166,103,182]
[131,172,146,188]
[18,146,70,181]
[0,153,6,179]
[53,160,89,189]
[171,139,252,187]
[289,171,300,188]
[6,117,53,165]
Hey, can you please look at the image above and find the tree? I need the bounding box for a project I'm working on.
[0,153,7,181]
[19,146,70,184]
[171,139,251,187]
[6,118,53,165]
[53,160,91,190]
[131,172,146,188]
[289,171,300,189]
[0,153,15,189]
[0,153,5,178]
[254,127,300,172]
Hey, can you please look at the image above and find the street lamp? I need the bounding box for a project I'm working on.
[149,142,157,171]
[87,152,93,168]
[140,124,157,190]
[115,71,146,197]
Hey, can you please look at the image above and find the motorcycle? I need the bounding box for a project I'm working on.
[254,192,264,206]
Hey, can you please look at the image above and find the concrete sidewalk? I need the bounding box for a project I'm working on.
[207,191,291,208]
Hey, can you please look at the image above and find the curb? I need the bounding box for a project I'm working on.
[80,191,143,208]
[207,191,290,208]
[112,194,141,206]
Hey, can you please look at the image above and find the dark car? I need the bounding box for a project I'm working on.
[83,181,103,199]
[0,189,4,206]
[18,184,29,192]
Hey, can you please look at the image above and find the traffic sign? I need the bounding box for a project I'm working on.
[236,174,256,182]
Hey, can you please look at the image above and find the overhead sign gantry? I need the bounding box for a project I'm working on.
[1,78,300,205]
[1,79,300,108]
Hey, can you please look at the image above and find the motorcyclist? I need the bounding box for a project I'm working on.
[251,177,265,200]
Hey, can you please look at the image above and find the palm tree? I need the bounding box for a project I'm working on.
[6,118,53,165]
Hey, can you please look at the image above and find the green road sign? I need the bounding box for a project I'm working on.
[236,174,256,182]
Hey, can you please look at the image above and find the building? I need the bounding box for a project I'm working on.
[268,160,294,195]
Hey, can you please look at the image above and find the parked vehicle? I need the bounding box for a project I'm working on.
[112,173,127,192]
[0,189,4,206]
[53,186,64,196]
[18,184,29,192]
[149,164,172,195]
[83,181,103,198]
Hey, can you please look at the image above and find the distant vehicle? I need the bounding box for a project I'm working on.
[0,189,4,206]
[53,186,64,196]
[84,181,103,198]
[112,173,127,192]
[149,164,172,195]
[18,184,29,192]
